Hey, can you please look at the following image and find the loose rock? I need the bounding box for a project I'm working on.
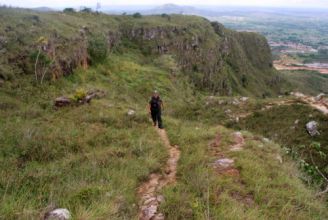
[315,93,325,102]
[214,158,234,168]
[306,121,320,136]
[44,208,70,220]
[54,97,71,107]
[276,155,283,164]
[127,109,136,116]
[240,97,249,102]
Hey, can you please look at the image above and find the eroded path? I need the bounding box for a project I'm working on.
[137,128,180,220]
[210,129,255,206]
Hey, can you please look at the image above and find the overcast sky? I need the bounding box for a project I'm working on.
[2,0,328,8]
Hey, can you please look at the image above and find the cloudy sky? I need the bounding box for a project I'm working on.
[2,0,328,8]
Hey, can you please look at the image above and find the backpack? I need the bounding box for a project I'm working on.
[150,97,161,111]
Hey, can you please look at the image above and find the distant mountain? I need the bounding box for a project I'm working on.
[143,4,218,16]
[31,7,55,12]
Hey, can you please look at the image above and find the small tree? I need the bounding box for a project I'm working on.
[81,7,92,13]
[63,8,75,13]
[132,12,142,18]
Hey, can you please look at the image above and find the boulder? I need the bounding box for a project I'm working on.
[306,121,320,136]
[54,97,71,107]
[44,208,70,220]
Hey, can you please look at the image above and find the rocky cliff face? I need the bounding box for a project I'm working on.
[0,8,281,96]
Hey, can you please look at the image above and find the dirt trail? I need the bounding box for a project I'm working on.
[210,131,245,176]
[210,130,255,205]
[137,128,180,220]
[303,98,328,115]
[274,63,328,74]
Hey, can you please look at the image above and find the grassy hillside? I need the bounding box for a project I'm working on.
[228,103,328,188]
[0,7,328,220]
[0,7,285,97]
[1,49,327,219]
[281,70,328,95]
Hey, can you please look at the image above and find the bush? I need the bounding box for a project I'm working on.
[132,12,142,18]
[63,8,75,13]
[80,7,92,13]
[87,36,108,64]
[73,88,86,101]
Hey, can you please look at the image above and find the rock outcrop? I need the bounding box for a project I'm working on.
[1,9,280,96]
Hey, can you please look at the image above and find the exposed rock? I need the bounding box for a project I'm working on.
[225,109,232,114]
[214,158,234,168]
[294,119,299,125]
[127,109,136,116]
[44,208,70,220]
[85,89,106,103]
[276,155,283,164]
[230,132,244,151]
[54,96,71,107]
[218,100,226,105]
[262,138,270,143]
[291,92,305,98]
[240,97,249,102]
[55,90,105,107]
[232,99,240,105]
[87,89,106,99]
[306,121,320,136]
[157,195,164,203]
[315,93,326,102]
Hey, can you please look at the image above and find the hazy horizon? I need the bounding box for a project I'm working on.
[1,0,328,9]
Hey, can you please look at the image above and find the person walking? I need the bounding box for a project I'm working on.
[149,90,164,129]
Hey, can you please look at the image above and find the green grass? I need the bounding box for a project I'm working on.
[281,70,328,95]
[1,7,328,220]
[0,51,180,219]
[228,103,328,187]
[162,121,328,219]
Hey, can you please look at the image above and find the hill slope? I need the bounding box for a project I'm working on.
[1,7,327,219]
[0,7,283,97]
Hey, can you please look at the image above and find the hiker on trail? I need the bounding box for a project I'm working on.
[149,90,164,129]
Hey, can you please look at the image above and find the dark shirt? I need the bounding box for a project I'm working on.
[149,96,162,112]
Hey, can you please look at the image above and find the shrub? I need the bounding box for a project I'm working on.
[132,12,142,18]
[63,8,76,13]
[80,7,92,13]
[88,36,108,64]
[73,88,86,101]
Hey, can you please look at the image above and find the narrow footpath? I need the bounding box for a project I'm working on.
[137,128,180,220]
